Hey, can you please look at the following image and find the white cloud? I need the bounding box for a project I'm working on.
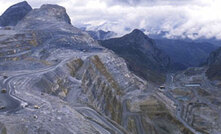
[0,0,221,39]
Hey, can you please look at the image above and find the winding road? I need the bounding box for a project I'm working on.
[0,49,130,134]
[163,73,202,134]
[0,50,102,113]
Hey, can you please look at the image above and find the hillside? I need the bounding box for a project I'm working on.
[155,39,217,69]
[100,29,170,84]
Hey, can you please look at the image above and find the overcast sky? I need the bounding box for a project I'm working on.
[0,0,221,39]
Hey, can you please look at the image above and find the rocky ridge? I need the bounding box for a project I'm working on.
[0,1,219,134]
[206,47,221,81]
[100,29,170,84]
[0,1,32,27]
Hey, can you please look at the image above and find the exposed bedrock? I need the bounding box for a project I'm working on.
[0,1,32,27]
[181,102,219,134]
[0,2,212,134]
[171,68,221,134]
[26,51,195,134]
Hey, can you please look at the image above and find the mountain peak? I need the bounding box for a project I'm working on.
[131,29,144,34]
[0,1,32,26]
[11,1,29,7]
[39,4,71,24]
[100,29,171,83]
[130,29,146,36]
[15,4,72,30]
[126,29,151,41]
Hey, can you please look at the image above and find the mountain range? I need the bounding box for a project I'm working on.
[0,1,221,134]
[94,30,217,70]
[155,39,218,69]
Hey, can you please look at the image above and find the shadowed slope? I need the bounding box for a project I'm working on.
[100,29,170,84]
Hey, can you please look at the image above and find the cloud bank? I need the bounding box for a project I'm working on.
[0,0,221,39]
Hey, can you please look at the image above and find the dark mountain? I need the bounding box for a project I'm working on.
[206,47,221,80]
[100,29,170,84]
[87,30,116,40]
[155,39,218,69]
[0,1,32,27]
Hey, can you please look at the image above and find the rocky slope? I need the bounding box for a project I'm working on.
[100,29,171,84]
[0,2,216,134]
[168,67,221,134]
[0,3,105,134]
[206,47,221,81]
[0,1,32,27]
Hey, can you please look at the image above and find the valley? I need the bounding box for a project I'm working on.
[0,1,221,134]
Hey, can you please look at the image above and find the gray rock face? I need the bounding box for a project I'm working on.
[0,1,32,27]
[40,4,71,24]
[170,67,221,134]
[0,2,218,134]
[16,4,72,30]
[206,47,221,80]
[14,3,99,53]
[207,47,221,65]
[0,3,117,134]
[100,29,170,84]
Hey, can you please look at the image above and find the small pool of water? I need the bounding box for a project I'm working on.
[184,83,201,87]
[177,96,190,101]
